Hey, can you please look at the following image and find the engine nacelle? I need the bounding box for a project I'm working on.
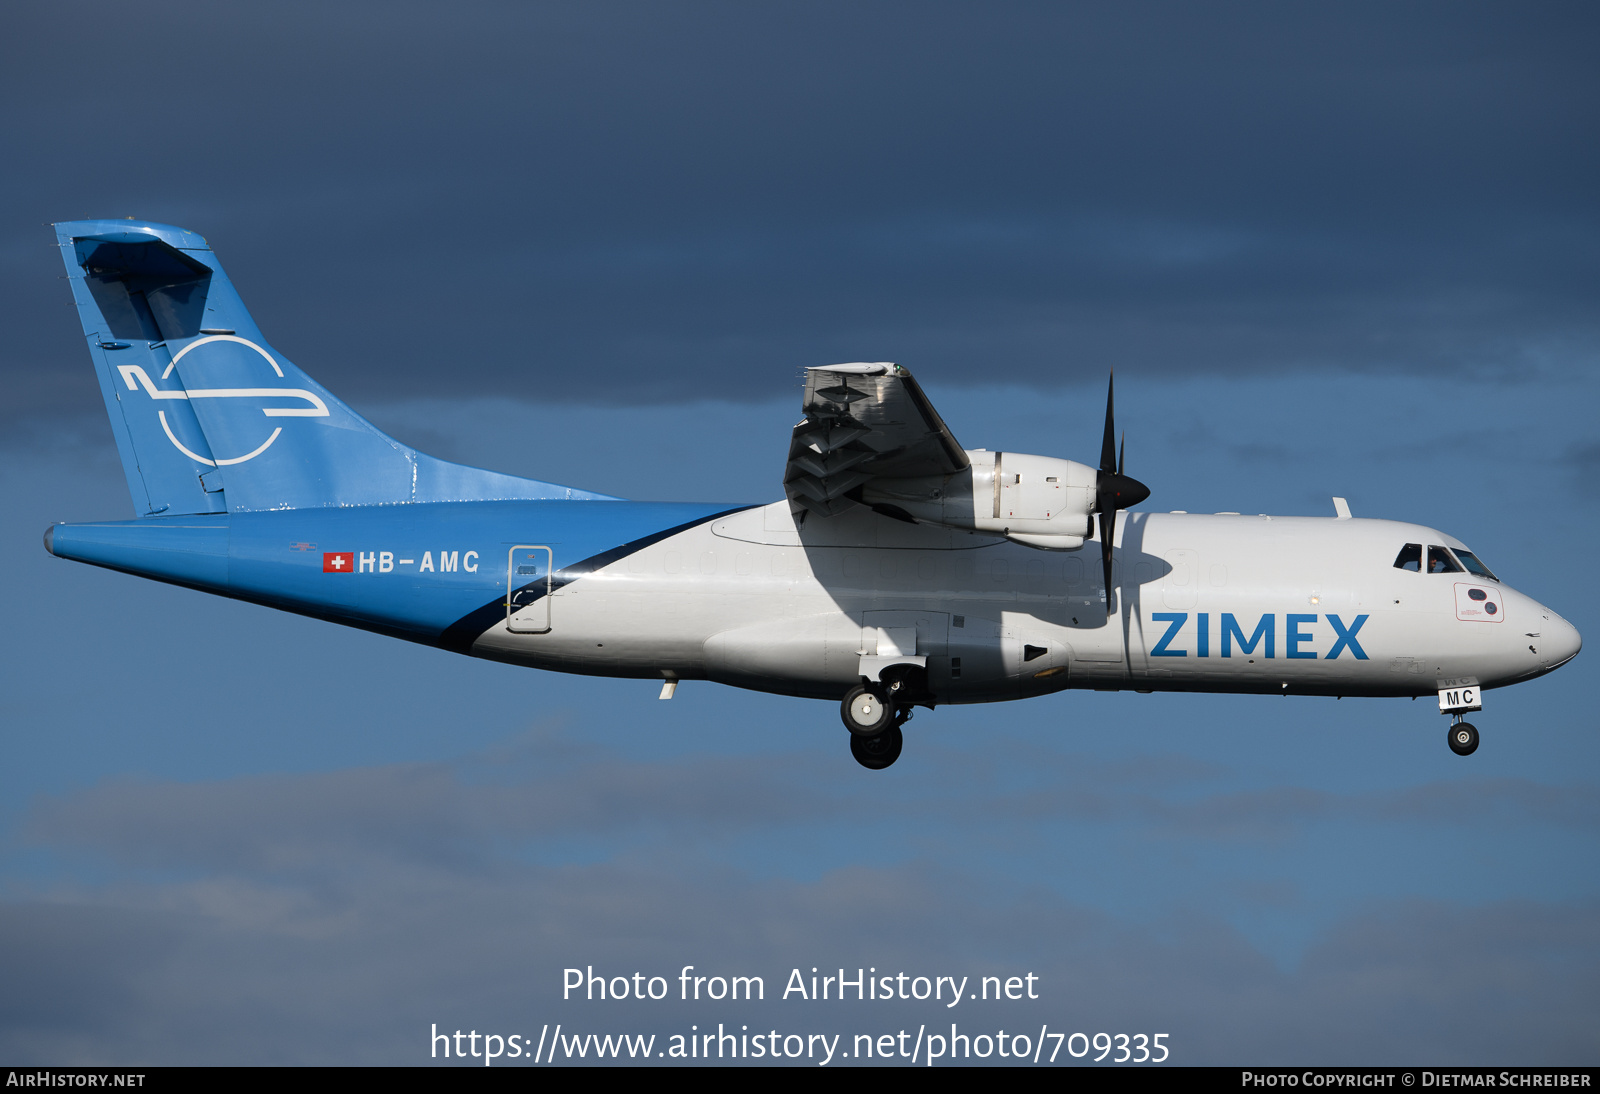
[860,450,1097,549]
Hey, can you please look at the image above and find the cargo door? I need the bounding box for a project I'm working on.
[506,545,553,633]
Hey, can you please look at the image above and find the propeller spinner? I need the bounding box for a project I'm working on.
[1094,372,1151,604]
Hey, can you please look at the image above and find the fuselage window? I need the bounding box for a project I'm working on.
[1454,549,1499,582]
[1394,543,1422,571]
[1427,545,1464,574]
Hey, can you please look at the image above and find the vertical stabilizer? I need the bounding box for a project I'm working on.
[55,220,615,514]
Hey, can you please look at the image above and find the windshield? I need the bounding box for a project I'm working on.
[1453,548,1499,582]
[1427,545,1463,574]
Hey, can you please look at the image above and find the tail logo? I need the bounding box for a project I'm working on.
[114,335,329,466]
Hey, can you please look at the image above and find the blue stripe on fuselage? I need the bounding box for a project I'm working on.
[49,500,753,649]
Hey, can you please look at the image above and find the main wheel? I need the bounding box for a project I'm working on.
[841,684,893,736]
[850,724,903,769]
[1448,721,1480,756]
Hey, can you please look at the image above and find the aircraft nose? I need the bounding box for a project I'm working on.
[1545,611,1582,669]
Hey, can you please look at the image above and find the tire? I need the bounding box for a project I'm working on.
[841,684,893,736]
[1448,721,1480,756]
[850,724,904,770]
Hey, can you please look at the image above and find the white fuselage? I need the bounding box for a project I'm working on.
[471,503,1580,705]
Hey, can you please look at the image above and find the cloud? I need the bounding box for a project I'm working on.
[5,1,1598,419]
[2,857,1596,1063]
[5,727,1597,1063]
[23,731,850,873]
[24,727,1600,877]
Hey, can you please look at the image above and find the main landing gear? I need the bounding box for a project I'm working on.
[841,682,913,770]
[1448,716,1480,757]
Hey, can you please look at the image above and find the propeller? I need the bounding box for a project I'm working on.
[1094,372,1151,604]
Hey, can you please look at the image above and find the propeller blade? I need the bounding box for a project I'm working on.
[1100,509,1116,604]
[1092,374,1150,608]
[1100,372,1117,473]
[1094,374,1150,513]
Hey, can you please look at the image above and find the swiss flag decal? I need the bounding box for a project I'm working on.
[323,552,354,573]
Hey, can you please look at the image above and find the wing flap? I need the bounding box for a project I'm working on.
[783,363,968,519]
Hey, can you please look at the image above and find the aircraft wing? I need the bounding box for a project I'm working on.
[784,363,969,518]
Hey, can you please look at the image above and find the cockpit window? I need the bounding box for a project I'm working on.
[1393,543,1422,571]
[1427,545,1464,574]
[1453,548,1499,582]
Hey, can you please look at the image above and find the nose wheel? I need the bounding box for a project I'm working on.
[1448,718,1479,756]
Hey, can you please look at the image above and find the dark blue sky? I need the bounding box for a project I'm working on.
[6,1,1599,415]
[2,1,1597,1065]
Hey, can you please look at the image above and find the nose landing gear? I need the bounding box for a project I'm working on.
[1448,716,1479,756]
[841,682,913,769]
[1439,686,1483,756]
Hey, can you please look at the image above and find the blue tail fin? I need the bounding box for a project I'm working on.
[55,220,615,515]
